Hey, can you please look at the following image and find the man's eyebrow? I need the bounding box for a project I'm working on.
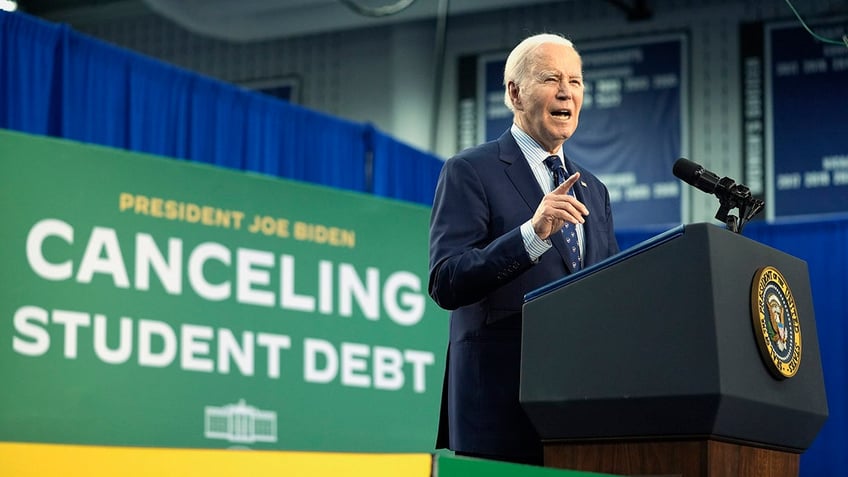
[535,69,561,78]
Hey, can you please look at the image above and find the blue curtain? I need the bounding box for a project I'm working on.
[2,9,846,476]
[1,12,66,133]
[0,10,433,201]
[371,127,444,206]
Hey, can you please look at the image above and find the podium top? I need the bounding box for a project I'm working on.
[524,224,684,302]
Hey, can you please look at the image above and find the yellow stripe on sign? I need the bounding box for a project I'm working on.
[0,442,433,477]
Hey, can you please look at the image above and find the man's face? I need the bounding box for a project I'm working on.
[510,43,583,153]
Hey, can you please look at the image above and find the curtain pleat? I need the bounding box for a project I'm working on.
[372,128,443,206]
[0,13,66,135]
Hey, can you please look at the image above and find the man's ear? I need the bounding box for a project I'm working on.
[508,81,523,111]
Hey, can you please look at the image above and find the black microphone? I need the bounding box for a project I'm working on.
[672,158,723,195]
[672,157,764,233]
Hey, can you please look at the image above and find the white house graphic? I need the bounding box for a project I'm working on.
[204,399,278,444]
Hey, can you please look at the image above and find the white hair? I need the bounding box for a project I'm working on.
[503,33,576,111]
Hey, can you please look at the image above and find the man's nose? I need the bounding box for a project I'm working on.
[557,81,573,99]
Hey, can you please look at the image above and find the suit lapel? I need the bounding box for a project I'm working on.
[563,155,589,202]
[564,154,594,265]
[499,132,543,212]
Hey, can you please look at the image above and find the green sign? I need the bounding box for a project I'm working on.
[0,129,446,451]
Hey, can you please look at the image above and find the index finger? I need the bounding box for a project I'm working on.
[553,172,581,194]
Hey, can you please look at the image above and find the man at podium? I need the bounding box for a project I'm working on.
[428,32,619,465]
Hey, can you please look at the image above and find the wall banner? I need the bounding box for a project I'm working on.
[478,33,689,228]
[0,129,446,452]
[764,18,848,220]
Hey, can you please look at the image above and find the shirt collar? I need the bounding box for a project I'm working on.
[510,124,563,169]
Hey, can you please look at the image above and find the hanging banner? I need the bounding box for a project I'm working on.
[0,129,446,452]
[764,18,848,220]
[478,34,688,228]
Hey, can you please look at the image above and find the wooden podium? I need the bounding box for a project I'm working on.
[520,224,828,477]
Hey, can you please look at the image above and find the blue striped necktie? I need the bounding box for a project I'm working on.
[543,155,582,271]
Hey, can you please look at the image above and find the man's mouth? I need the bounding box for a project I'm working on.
[551,109,572,119]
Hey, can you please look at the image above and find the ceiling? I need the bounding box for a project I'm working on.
[16,0,572,42]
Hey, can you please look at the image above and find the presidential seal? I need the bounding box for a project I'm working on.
[751,266,802,379]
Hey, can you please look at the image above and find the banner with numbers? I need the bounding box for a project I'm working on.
[764,18,848,220]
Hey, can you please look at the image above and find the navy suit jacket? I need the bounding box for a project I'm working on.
[428,130,619,460]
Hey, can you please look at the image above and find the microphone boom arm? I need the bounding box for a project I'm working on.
[713,179,764,234]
